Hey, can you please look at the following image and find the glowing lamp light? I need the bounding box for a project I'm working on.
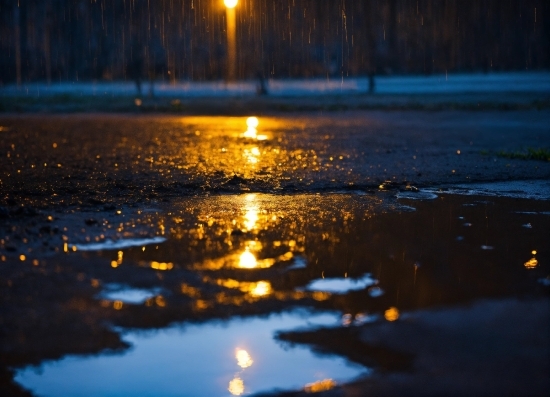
[224,0,238,8]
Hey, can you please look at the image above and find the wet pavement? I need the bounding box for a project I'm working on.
[1,113,549,396]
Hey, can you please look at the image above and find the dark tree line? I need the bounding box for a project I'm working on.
[0,0,548,85]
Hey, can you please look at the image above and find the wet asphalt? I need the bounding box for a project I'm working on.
[1,111,549,213]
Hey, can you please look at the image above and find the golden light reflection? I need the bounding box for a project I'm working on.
[239,250,257,268]
[311,291,331,301]
[151,261,174,271]
[180,283,201,298]
[304,379,336,393]
[247,116,259,129]
[155,295,166,307]
[236,348,253,368]
[250,281,271,297]
[524,257,538,269]
[217,279,272,297]
[384,307,400,321]
[193,299,211,311]
[228,377,244,395]
[244,207,259,230]
[243,116,268,140]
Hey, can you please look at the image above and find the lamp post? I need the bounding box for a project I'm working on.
[224,0,238,81]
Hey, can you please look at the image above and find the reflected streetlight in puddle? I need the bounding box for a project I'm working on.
[524,250,538,269]
[243,116,268,140]
[384,307,400,321]
[228,377,244,395]
[215,278,273,298]
[250,281,271,297]
[228,348,253,395]
[236,348,253,368]
[243,194,259,230]
[304,379,337,393]
[239,249,257,268]
[244,146,261,164]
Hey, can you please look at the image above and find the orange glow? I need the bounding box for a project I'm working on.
[311,291,331,301]
[246,116,259,129]
[110,260,118,268]
[228,377,244,395]
[180,284,201,298]
[238,250,257,268]
[243,194,259,229]
[113,300,123,310]
[524,257,538,269]
[243,116,267,140]
[194,300,210,311]
[250,281,272,297]
[19,254,26,261]
[151,261,174,271]
[384,307,400,321]
[224,0,238,8]
[155,295,166,307]
[216,278,273,298]
[304,379,336,393]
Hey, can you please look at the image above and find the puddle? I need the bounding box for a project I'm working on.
[15,311,366,397]
[286,256,308,270]
[98,284,164,304]
[74,237,167,251]
[396,191,438,200]
[304,274,377,293]
[424,180,550,200]
[5,189,550,397]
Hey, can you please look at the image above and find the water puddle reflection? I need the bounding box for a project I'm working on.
[304,274,377,293]
[99,284,164,304]
[6,189,550,396]
[16,311,365,397]
[74,237,167,251]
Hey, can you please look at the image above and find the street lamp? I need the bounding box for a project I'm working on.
[224,0,238,81]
